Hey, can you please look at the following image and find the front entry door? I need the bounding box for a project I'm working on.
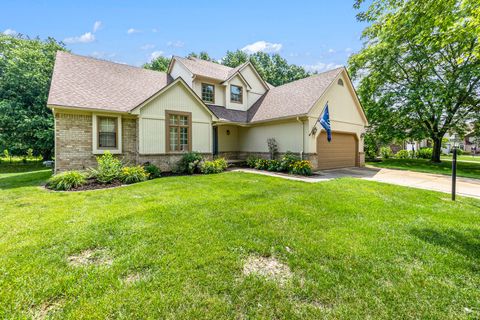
[213,127,218,155]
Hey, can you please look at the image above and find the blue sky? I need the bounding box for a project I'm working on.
[1,0,368,72]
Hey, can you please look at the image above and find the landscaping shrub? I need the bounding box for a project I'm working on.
[380,146,393,159]
[200,158,228,174]
[120,166,149,184]
[279,152,300,172]
[267,159,281,172]
[246,155,259,168]
[416,147,433,159]
[450,148,464,155]
[89,151,122,183]
[289,160,313,176]
[395,150,410,159]
[143,163,161,179]
[178,152,203,174]
[254,158,270,170]
[47,171,86,190]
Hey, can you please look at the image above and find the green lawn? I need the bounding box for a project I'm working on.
[367,158,480,179]
[442,154,480,163]
[1,166,480,319]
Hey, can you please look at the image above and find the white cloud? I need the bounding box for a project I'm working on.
[93,21,102,32]
[141,44,155,50]
[304,62,343,73]
[152,28,159,33]
[345,47,353,53]
[3,29,17,36]
[127,28,141,34]
[64,32,95,44]
[241,41,282,54]
[90,51,116,59]
[328,48,336,53]
[167,40,184,48]
[149,51,164,60]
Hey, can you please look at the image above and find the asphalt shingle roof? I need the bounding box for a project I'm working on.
[48,51,172,112]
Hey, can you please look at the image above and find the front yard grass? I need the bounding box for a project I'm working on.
[367,158,480,179]
[1,166,480,319]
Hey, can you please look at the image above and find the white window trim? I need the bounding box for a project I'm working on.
[92,114,122,154]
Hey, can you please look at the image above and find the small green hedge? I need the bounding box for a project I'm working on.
[143,163,161,179]
[47,171,86,190]
[201,158,228,174]
[246,152,312,176]
[289,160,313,176]
[120,166,149,184]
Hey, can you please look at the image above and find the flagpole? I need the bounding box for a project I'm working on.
[308,101,329,136]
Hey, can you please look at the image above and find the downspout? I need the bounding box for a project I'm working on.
[296,117,304,160]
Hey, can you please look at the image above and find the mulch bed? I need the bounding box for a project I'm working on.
[45,178,124,192]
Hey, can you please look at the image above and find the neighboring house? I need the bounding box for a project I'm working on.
[47,52,367,172]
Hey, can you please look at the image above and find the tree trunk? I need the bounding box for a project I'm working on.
[431,136,442,163]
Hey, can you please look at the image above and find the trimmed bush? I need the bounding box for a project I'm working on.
[417,148,433,159]
[178,152,203,174]
[47,171,86,190]
[200,158,228,174]
[267,159,281,172]
[395,150,410,159]
[279,152,300,172]
[120,166,149,184]
[143,163,161,179]
[254,158,270,170]
[380,147,393,159]
[289,160,313,176]
[246,155,259,168]
[88,151,122,183]
[451,148,464,155]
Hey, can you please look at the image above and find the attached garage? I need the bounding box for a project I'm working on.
[316,132,358,170]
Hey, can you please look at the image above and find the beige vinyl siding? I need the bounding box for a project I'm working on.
[170,62,193,87]
[239,64,267,108]
[138,82,212,154]
[306,73,366,154]
[217,125,239,152]
[238,120,305,153]
[226,75,247,111]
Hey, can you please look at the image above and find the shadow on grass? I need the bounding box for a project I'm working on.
[411,228,480,261]
[0,161,46,174]
[0,170,52,190]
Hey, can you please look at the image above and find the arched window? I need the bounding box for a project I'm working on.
[337,79,344,86]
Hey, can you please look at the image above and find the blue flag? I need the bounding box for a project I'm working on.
[319,103,332,142]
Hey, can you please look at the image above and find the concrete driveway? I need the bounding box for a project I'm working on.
[232,167,480,199]
[319,167,480,199]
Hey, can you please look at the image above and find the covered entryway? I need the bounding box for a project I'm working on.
[317,131,358,169]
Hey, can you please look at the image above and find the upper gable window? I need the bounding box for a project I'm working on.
[201,83,215,103]
[337,79,344,86]
[230,85,243,103]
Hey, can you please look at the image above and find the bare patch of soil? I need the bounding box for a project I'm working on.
[67,248,113,267]
[31,299,63,320]
[122,271,148,285]
[243,255,292,285]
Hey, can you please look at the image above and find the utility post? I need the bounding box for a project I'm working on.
[452,146,457,201]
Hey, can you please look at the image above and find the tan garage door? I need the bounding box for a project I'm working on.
[317,132,358,169]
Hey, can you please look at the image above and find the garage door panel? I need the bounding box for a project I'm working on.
[317,132,357,170]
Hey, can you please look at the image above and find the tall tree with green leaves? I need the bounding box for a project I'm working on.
[349,0,480,162]
[143,56,171,72]
[187,51,215,62]
[0,35,65,159]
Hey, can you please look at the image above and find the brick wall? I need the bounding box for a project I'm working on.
[55,113,138,172]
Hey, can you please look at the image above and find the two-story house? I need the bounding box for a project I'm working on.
[47,52,367,172]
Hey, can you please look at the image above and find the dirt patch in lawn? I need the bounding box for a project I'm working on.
[243,255,292,285]
[67,248,113,267]
[122,271,149,285]
[31,299,63,320]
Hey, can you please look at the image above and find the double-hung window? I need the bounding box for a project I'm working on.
[98,116,117,148]
[166,111,191,152]
[201,83,215,103]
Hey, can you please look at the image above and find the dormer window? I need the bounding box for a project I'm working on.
[201,83,215,103]
[338,79,344,86]
[230,85,243,103]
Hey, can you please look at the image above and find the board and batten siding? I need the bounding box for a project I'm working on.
[238,120,306,153]
[138,82,213,154]
[307,73,367,154]
[239,64,267,108]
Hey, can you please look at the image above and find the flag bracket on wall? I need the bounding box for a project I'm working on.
[308,102,332,142]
